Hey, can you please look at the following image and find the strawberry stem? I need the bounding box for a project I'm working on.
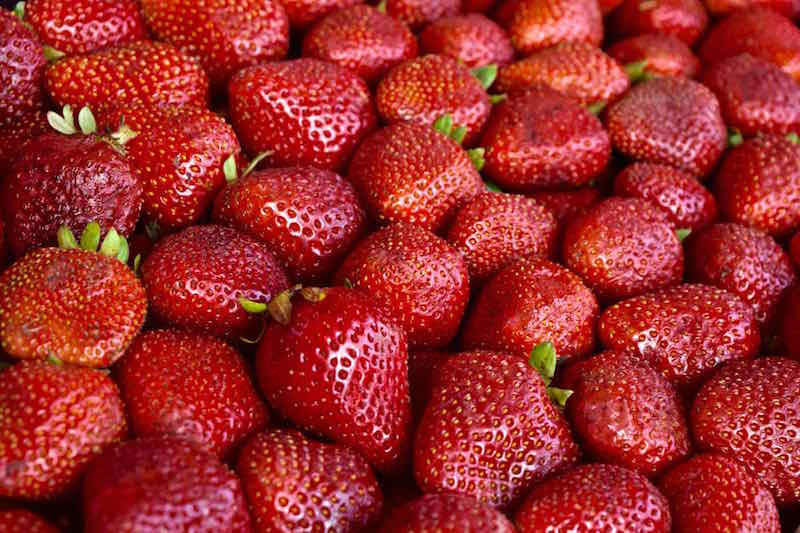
[241,151,273,178]
[239,297,268,314]
[471,64,498,90]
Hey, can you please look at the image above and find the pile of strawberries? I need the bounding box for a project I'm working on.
[2,0,800,531]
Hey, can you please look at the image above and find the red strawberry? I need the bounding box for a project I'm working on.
[609,0,709,46]
[704,0,800,18]
[347,122,484,233]
[0,224,146,368]
[280,0,362,30]
[781,284,800,361]
[614,162,718,230]
[464,0,499,10]
[229,59,376,171]
[82,437,250,532]
[446,192,558,282]
[659,453,781,533]
[0,510,59,533]
[141,225,290,339]
[514,464,671,532]
[685,223,797,325]
[0,9,46,128]
[213,165,367,284]
[418,14,515,69]
[384,0,460,30]
[378,493,516,533]
[140,0,289,88]
[599,0,625,11]
[302,4,417,85]
[529,187,603,235]
[606,77,727,177]
[256,287,411,475]
[414,350,580,509]
[691,356,800,506]
[607,34,700,79]
[237,429,383,532]
[0,214,5,269]
[0,111,49,175]
[792,231,800,267]
[563,197,684,302]
[0,360,127,500]
[496,42,630,108]
[481,86,611,191]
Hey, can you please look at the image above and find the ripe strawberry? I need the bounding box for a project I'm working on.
[237,429,383,532]
[692,357,800,506]
[481,86,611,191]
[0,215,5,269]
[418,14,515,69]
[685,223,797,325]
[414,350,580,509]
[141,225,290,339]
[614,162,718,230]
[0,111,49,175]
[384,0,460,30]
[609,0,709,45]
[229,59,376,172]
[213,165,366,284]
[705,0,800,17]
[0,510,59,533]
[302,4,417,85]
[1,9,46,128]
[496,42,630,108]
[607,34,700,79]
[464,0,499,10]
[0,360,127,500]
[781,284,800,361]
[256,287,411,475]
[82,437,250,532]
[529,187,603,235]
[378,493,516,533]
[347,122,484,233]
[606,77,727,177]
[280,0,362,30]
[25,0,146,55]
[660,453,781,533]
[514,464,671,532]
[599,0,625,11]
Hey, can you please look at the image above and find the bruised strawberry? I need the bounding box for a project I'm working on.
[384,0,460,30]
[0,111,48,175]
[0,360,127,500]
[237,429,383,533]
[378,493,516,533]
[0,510,59,533]
[419,14,515,69]
[302,4,417,85]
[607,34,700,79]
[496,0,603,55]
[781,284,800,361]
[281,0,362,30]
[705,0,800,17]
[609,0,708,46]
[529,187,603,236]
[1,10,46,128]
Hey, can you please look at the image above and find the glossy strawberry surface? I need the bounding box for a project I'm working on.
[280,0,362,29]
[0,10,46,128]
[609,0,708,45]
[497,0,603,55]
[607,33,700,79]
[384,0,460,30]
[418,14,515,68]
[379,493,516,533]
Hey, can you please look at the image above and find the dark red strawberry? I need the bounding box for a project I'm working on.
[0,111,49,175]
[607,34,700,79]
[237,429,383,532]
[0,360,127,500]
[606,77,727,177]
[281,0,362,30]
[529,187,603,235]
[614,162,717,230]
[378,493,516,533]
[659,453,781,533]
[256,287,411,475]
[0,9,46,128]
[82,437,250,532]
[115,329,268,458]
[781,284,800,360]
[599,0,625,11]
[446,192,558,282]
[792,232,800,267]
[609,0,708,45]
[414,350,580,509]
[514,464,671,532]
[685,223,797,326]
[213,165,366,284]
[692,356,800,506]
[141,225,290,339]
[229,59,376,172]
[347,122,484,233]
[481,86,611,191]
[462,257,598,364]
[385,0,460,30]
[419,14,515,69]
[0,509,59,533]
[407,350,452,420]
[0,214,5,269]
[464,0,498,10]
[705,0,800,17]
[302,4,417,85]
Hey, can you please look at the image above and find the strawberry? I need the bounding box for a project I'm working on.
[563,197,684,302]
[0,111,48,175]
[237,429,383,532]
[255,287,411,475]
[599,0,625,11]
[213,165,367,284]
[614,162,718,230]
[461,258,598,363]
[529,187,603,236]
[0,360,127,500]
[414,350,580,509]
[685,223,797,326]
[24,0,146,56]
[464,0,498,10]
[1,9,46,128]
[82,437,250,532]
[0,223,146,368]
[606,77,727,177]
[495,42,630,108]
[0,214,5,269]
[302,4,417,85]
[660,453,781,533]
[0,510,59,533]
[691,356,800,506]
[347,122,484,233]
[378,493,516,533]
[704,0,800,18]
[781,284,800,361]
[140,0,289,88]
[562,350,691,477]
[607,34,700,79]
[418,14,515,69]
[229,59,376,172]
[280,0,362,30]
[514,464,672,532]
[792,232,800,267]
[481,86,611,191]
[446,192,558,282]
[115,329,269,458]
[609,0,709,46]
[384,0,460,31]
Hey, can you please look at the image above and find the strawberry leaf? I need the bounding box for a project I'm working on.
[529,341,557,386]
[471,64,498,90]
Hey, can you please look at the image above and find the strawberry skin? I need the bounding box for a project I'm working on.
[378,493,516,533]
[607,33,700,79]
[237,429,383,532]
[418,14,515,69]
[280,0,362,30]
[0,10,46,128]
[0,111,49,175]
[0,510,60,533]
[0,360,127,500]
[705,0,800,16]
[609,0,709,45]
[385,0,460,31]
[496,0,603,55]
[529,187,603,236]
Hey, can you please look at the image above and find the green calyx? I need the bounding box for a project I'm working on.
[43,46,65,63]
[468,148,485,172]
[787,132,800,145]
[434,114,467,144]
[586,101,607,115]
[240,285,328,326]
[624,60,650,84]
[484,180,502,193]
[489,94,507,105]
[57,222,130,263]
[471,64,498,90]
[13,2,25,20]
[528,341,573,408]
[728,129,744,148]
[223,151,273,183]
[376,0,387,12]
[676,228,692,242]
[47,105,97,136]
